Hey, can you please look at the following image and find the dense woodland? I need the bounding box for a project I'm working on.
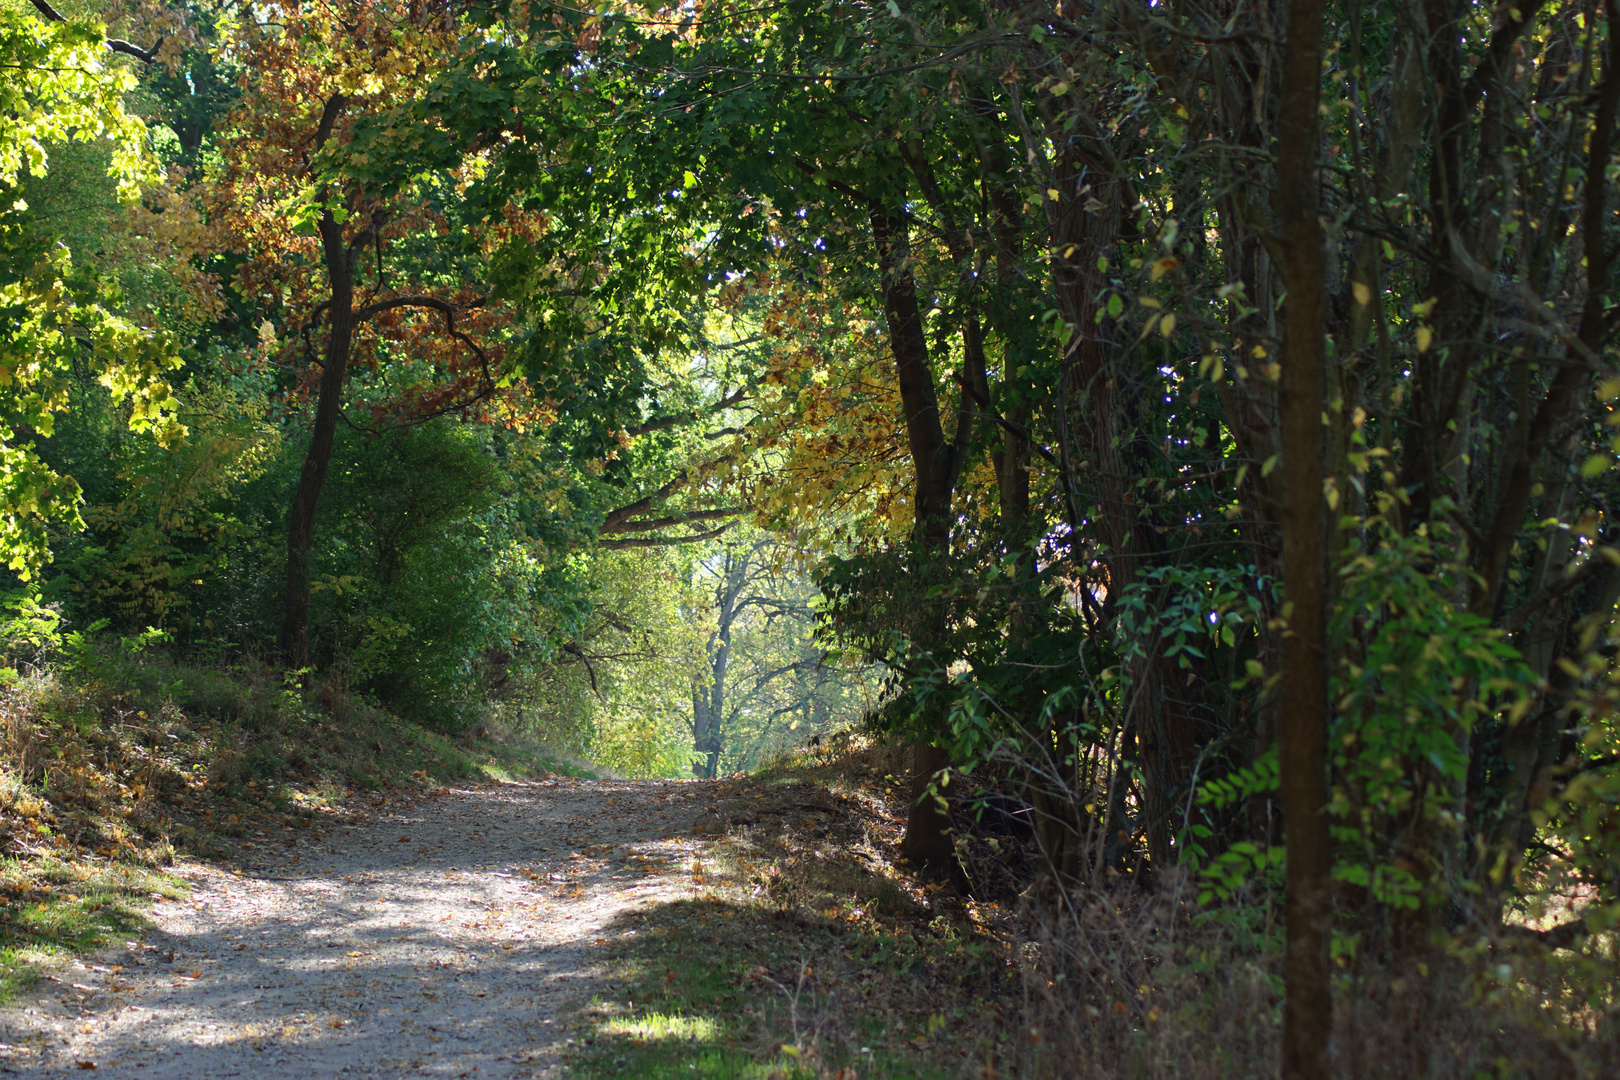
[7,0,1620,1073]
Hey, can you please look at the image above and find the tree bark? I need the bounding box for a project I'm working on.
[282,205,355,670]
[871,208,958,877]
[693,552,738,779]
[282,94,352,671]
[1274,0,1332,1073]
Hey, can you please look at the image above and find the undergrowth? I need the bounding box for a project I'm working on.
[573,736,1620,1079]
[569,737,1016,1080]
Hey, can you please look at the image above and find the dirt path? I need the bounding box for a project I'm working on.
[0,778,709,1078]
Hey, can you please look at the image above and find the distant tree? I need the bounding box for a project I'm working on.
[689,531,879,778]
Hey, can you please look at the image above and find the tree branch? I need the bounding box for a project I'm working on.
[313,92,348,153]
[687,33,1023,85]
[1496,918,1589,950]
[1503,547,1619,632]
[624,387,747,437]
[600,472,690,533]
[600,524,734,549]
[352,294,492,375]
[602,507,745,535]
[952,374,1061,467]
[28,0,164,64]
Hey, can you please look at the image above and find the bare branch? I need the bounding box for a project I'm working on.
[600,524,735,549]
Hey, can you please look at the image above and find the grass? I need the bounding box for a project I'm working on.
[567,738,1016,1080]
[0,646,593,1003]
[0,852,185,1000]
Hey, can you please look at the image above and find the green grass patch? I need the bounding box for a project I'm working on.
[0,854,184,1002]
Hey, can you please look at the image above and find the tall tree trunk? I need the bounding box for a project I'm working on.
[1274,0,1332,1073]
[282,94,353,671]
[283,204,355,670]
[871,208,958,878]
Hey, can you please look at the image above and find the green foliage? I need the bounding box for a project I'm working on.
[0,3,183,576]
[533,548,706,778]
[297,421,517,726]
[0,583,61,673]
[1189,523,1539,909]
[1329,522,1535,910]
[1115,565,1272,672]
[60,377,279,631]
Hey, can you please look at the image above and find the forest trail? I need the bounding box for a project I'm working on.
[0,778,708,1078]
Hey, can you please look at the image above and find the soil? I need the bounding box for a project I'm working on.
[0,777,711,1077]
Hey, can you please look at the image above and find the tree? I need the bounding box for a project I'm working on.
[689,530,879,778]
[209,0,542,666]
[1273,0,1332,1069]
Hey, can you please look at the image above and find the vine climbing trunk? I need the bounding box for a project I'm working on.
[1273,0,1332,1074]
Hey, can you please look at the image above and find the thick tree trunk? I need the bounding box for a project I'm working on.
[282,205,355,670]
[1274,0,1332,1073]
[691,690,721,779]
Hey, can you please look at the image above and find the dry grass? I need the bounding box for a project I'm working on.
[621,737,1620,1080]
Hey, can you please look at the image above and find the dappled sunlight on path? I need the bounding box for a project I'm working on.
[0,778,714,1078]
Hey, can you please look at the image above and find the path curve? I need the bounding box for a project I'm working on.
[0,778,708,1077]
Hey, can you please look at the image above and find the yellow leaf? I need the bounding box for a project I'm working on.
[1416,325,1433,352]
[1352,281,1371,306]
[1150,256,1180,282]
[1047,188,1062,202]
[1159,313,1176,337]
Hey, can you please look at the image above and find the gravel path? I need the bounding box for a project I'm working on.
[0,778,709,1077]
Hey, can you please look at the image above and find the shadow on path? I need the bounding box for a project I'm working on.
[0,778,712,1079]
